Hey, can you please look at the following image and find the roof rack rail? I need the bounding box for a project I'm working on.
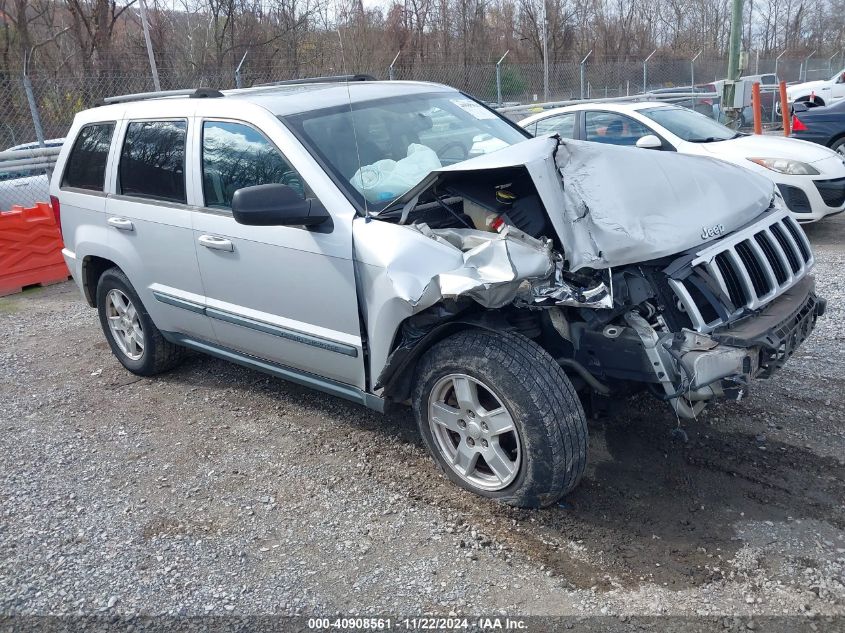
[97,87,224,106]
[252,74,376,88]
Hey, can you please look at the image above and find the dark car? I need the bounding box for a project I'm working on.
[791,99,845,157]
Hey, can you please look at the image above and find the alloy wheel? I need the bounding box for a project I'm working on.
[105,289,145,361]
[427,373,522,491]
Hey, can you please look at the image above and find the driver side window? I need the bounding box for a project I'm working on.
[585,111,652,146]
[201,120,312,210]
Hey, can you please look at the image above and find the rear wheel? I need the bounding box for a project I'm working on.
[832,137,845,158]
[96,267,184,376]
[412,329,588,508]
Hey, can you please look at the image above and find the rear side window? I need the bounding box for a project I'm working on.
[119,120,187,203]
[62,123,115,191]
[535,113,577,138]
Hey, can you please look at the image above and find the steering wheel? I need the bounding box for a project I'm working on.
[438,141,468,162]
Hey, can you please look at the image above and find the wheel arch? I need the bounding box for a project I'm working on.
[378,310,512,404]
[797,94,826,106]
[81,255,121,307]
[829,132,845,148]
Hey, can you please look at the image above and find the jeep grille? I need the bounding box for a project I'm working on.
[668,211,813,333]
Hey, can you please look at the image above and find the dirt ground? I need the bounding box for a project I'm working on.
[1,215,844,621]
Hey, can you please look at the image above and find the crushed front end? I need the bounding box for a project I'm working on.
[552,207,824,418]
[363,136,824,418]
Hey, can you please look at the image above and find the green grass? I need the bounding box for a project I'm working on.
[0,297,21,313]
[0,285,45,313]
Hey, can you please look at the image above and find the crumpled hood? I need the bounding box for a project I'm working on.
[555,139,775,270]
[392,135,775,272]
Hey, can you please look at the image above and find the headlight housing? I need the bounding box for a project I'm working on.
[747,157,820,175]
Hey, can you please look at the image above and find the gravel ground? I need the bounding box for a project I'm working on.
[1,215,844,620]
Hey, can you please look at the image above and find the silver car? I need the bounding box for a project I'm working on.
[52,78,824,507]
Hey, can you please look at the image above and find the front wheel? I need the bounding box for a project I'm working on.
[412,330,588,508]
[832,137,845,158]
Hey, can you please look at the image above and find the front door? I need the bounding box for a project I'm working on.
[190,119,365,389]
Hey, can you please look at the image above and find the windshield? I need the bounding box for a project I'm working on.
[282,92,528,212]
[640,105,737,142]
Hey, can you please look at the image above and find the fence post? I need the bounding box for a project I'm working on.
[828,52,838,74]
[691,50,702,110]
[388,50,400,81]
[643,50,656,92]
[802,50,816,81]
[21,57,46,150]
[579,50,592,100]
[540,0,549,101]
[235,50,248,89]
[495,50,510,105]
[774,49,785,80]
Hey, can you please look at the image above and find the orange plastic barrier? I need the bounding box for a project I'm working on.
[0,202,69,297]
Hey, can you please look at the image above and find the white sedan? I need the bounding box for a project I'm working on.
[519,102,845,223]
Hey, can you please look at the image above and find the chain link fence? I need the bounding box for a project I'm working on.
[0,56,830,211]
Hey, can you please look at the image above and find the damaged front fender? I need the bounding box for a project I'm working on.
[353,217,611,391]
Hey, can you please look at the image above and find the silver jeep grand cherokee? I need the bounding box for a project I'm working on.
[51,77,824,507]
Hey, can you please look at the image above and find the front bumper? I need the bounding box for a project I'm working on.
[711,275,823,373]
[631,277,823,418]
[775,173,845,223]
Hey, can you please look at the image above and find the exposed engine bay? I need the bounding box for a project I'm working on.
[353,136,825,419]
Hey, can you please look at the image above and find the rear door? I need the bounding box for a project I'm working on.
[190,117,365,389]
[534,112,579,138]
[105,117,214,341]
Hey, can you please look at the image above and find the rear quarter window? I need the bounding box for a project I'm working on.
[61,123,115,191]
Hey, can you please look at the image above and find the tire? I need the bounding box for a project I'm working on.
[412,329,588,508]
[96,267,184,376]
[831,137,845,158]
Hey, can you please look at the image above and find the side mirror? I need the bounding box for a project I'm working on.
[231,183,329,227]
[635,134,663,150]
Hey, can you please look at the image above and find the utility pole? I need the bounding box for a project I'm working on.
[138,0,161,91]
[723,0,744,128]
[541,0,549,101]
